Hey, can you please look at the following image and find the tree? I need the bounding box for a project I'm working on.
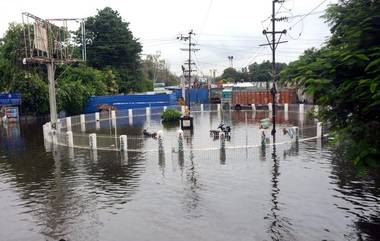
[0,23,50,114]
[248,61,287,83]
[85,7,143,92]
[281,0,380,168]
[220,67,241,82]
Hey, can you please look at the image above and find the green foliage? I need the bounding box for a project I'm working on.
[85,7,145,92]
[281,0,380,167]
[17,73,49,114]
[0,8,158,115]
[249,61,287,83]
[56,65,108,115]
[85,7,142,69]
[221,68,241,82]
[219,61,287,83]
[161,109,182,122]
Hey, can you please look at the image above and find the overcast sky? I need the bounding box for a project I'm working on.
[0,0,335,75]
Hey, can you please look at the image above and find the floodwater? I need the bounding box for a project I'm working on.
[0,110,379,241]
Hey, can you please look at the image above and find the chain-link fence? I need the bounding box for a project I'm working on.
[43,104,327,152]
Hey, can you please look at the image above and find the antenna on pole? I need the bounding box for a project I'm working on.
[21,12,86,130]
[259,0,288,137]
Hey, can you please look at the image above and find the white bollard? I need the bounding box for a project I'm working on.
[317,122,323,138]
[95,112,100,122]
[268,103,273,112]
[217,103,221,112]
[120,135,128,151]
[80,114,85,125]
[156,130,163,139]
[128,109,133,118]
[66,131,74,147]
[81,123,86,132]
[284,103,289,113]
[201,104,204,112]
[251,104,256,111]
[145,107,151,116]
[89,133,97,149]
[66,117,72,131]
[111,110,116,127]
[177,129,184,138]
[299,104,305,114]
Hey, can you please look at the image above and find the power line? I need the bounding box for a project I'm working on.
[288,0,328,30]
[199,0,214,34]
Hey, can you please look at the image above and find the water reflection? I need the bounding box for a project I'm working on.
[267,140,294,241]
[1,114,380,241]
[0,121,146,240]
[158,137,165,177]
[330,151,380,241]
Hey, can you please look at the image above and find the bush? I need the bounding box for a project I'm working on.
[161,109,181,122]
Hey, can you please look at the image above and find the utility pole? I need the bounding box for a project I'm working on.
[178,30,199,112]
[260,0,287,137]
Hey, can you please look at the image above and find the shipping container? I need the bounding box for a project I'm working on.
[231,89,297,109]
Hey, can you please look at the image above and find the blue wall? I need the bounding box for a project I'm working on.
[0,93,21,106]
[173,88,209,104]
[84,92,177,113]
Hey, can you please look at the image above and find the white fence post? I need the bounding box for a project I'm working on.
[268,103,272,112]
[111,110,116,119]
[111,110,116,127]
[284,103,289,113]
[89,133,97,149]
[80,114,86,132]
[217,104,221,112]
[66,117,72,131]
[128,109,133,125]
[80,114,85,124]
[317,122,323,138]
[95,112,100,122]
[251,104,256,111]
[146,107,151,116]
[299,104,305,114]
[120,135,128,151]
[67,131,74,147]
[201,104,204,112]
